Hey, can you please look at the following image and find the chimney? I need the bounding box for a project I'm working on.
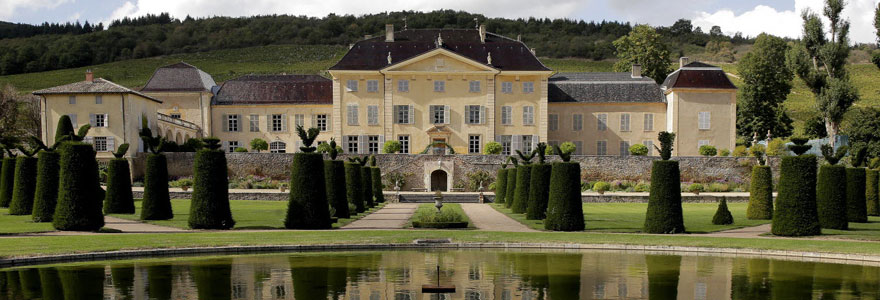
[530,48,536,55]
[364,34,372,40]
[680,57,690,69]
[85,69,94,82]
[631,64,642,78]
[479,24,486,43]
[517,34,521,42]
[385,24,394,42]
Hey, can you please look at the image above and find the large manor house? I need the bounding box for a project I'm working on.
[34,24,736,159]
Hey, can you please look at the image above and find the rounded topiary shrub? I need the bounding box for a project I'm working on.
[495,169,508,204]
[324,160,349,219]
[868,169,880,216]
[0,156,15,208]
[816,165,848,229]
[504,168,517,208]
[361,166,374,208]
[189,145,235,229]
[544,162,585,231]
[526,163,552,220]
[285,152,330,229]
[32,150,60,222]
[643,160,685,234]
[511,165,532,214]
[141,153,172,220]
[103,158,134,214]
[344,162,364,213]
[746,165,773,220]
[371,167,384,204]
[53,142,104,231]
[846,167,868,223]
[771,155,820,236]
[711,198,734,225]
[8,156,38,215]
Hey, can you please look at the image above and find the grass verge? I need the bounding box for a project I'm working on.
[0,208,55,235]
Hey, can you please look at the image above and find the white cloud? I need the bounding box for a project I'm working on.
[0,0,71,20]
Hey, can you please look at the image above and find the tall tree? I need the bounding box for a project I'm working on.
[786,0,858,146]
[613,25,672,84]
[736,34,794,140]
[873,2,880,69]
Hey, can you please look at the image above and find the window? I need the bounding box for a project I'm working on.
[574,141,584,155]
[271,114,284,132]
[433,80,445,92]
[68,96,76,104]
[501,82,513,93]
[91,113,107,128]
[522,82,534,93]
[228,141,239,153]
[500,135,512,155]
[597,140,607,155]
[644,140,654,156]
[395,105,412,124]
[367,105,379,125]
[466,105,483,124]
[501,106,512,125]
[95,95,102,104]
[398,135,410,153]
[294,114,304,128]
[644,113,654,131]
[620,113,631,132]
[573,114,583,131]
[347,104,359,125]
[522,106,534,125]
[522,135,534,153]
[226,114,239,132]
[346,80,358,92]
[430,105,447,124]
[315,114,329,131]
[346,136,359,153]
[548,114,558,131]
[468,135,481,154]
[366,80,379,92]
[93,136,108,152]
[269,141,286,153]
[597,113,607,131]
[170,113,181,119]
[367,135,380,154]
[68,114,77,127]
[698,140,710,149]
[398,80,409,92]
[469,81,480,93]
[698,112,711,130]
[620,141,630,156]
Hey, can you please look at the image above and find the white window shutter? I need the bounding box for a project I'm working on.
[326,115,332,131]
[392,106,399,124]
[311,114,317,128]
[532,135,538,150]
[443,105,450,124]
[296,140,303,152]
[512,135,521,152]
[480,106,486,124]
[84,136,93,145]
[266,114,272,132]
[107,137,115,152]
[104,114,109,128]
[495,135,501,143]
[282,114,288,132]
[69,114,77,127]
[222,114,228,132]
[89,113,96,127]
[222,141,228,152]
[236,114,242,132]
[379,135,385,153]
[408,106,415,124]
[358,135,366,154]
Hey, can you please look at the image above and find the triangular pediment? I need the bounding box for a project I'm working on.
[382,49,498,73]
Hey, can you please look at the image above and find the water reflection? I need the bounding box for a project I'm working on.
[0,249,878,299]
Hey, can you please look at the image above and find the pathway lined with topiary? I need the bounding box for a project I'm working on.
[341,203,418,229]
[460,203,537,232]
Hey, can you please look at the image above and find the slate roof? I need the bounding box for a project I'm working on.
[548,72,664,103]
[662,61,737,90]
[213,75,332,105]
[33,78,162,103]
[330,29,550,71]
[141,62,216,92]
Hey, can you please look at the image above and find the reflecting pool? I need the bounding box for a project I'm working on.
[1,249,878,299]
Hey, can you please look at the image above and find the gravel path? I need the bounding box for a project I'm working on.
[701,223,771,239]
[460,203,538,232]
[341,203,419,230]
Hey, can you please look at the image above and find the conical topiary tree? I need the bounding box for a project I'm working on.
[712,198,734,225]
[32,144,61,222]
[846,147,868,223]
[285,126,330,229]
[189,138,235,229]
[512,150,535,214]
[544,146,584,231]
[324,139,349,219]
[54,115,75,143]
[345,158,364,213]
[816,144,848,229]
[746,150,773,220]
[8,145,39,215]
[527,143,552,220]
[0,147,15,208]
[370,156,384,204]
[504,157,518,208]
[495,161,509,205]
[139,117,173,220]
[360,158,374,208]
[644,131,685,234]
[53,142,104,231]
[771,137,820,236]
[103,144,135,214]
[868,158,880,216]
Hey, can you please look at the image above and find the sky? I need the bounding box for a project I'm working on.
[2,0,879,43]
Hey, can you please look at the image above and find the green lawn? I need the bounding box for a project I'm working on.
[110,199,385,230]
[492,202,771,233]
[408,203,473,229]
[0,208,55,235]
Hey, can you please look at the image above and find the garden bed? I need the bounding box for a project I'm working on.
[409,203,472,229]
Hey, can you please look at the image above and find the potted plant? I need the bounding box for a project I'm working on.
[280,183,288,192]
[592,181,610,195]
[687,183,704,195]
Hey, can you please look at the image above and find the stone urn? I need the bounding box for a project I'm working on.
[597,190,605,195]
[434,193,444,213]
[280,184,287,192]
[181,185,190,192]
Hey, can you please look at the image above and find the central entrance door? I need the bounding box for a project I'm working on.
[432,138,447,155]
[430,170,448,191]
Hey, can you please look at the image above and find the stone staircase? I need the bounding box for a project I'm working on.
[395,192,493,203]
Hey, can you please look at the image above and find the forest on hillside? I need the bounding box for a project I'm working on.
[0,10,751,76]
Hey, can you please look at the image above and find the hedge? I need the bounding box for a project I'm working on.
[285,152,330,229]
[526,163,552,220]
[53,142,104,231]
[511,165,532,214]
[102,158,134,214]
[712,198,734,225]
[140,153,173,220]
[345,162,364,213]
[643,160,685,234]
[18,269,40,299]
[8,156,37,215]
[846,167,868,223]
[0,157,14,207]
[771,155,820,237]
[544,162,585,231]
[147,265,173,300]
[189,148,235,229]
[495,169,508,204]
[58,267,104,299]
[746,165,773,220]
[324,160,349,219]
[361,166,374,208]
[816,165,848,229]
[868,169,880,216]
[371,167,384,204]
[32,150,60,222]
[38,268,63,300]
[191,261,232,300]
[504,168,517,208]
